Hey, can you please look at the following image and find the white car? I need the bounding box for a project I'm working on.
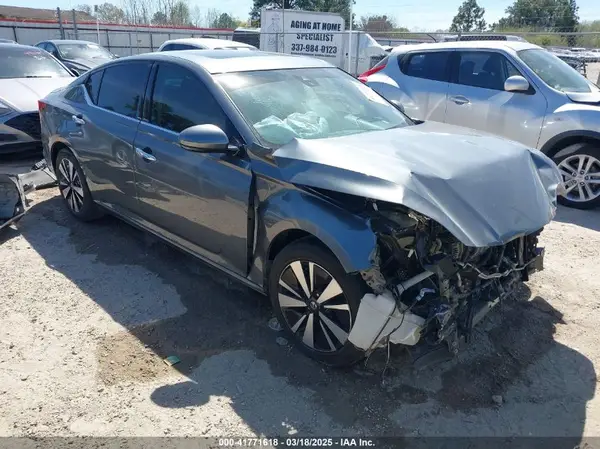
[361,40,600,209]
[157,38,257,52]
[0,43,74,155]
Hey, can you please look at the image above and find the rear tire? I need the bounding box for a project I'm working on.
[55,149,102,221]
[269,240,370,367]
[554,143,600,210]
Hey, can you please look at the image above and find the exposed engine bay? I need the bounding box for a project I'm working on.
[337,198,545,357]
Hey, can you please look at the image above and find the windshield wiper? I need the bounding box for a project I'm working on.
[23,75,53,78]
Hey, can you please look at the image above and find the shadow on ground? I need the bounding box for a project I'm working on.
[553,205,600,232]
[13,192,597,437]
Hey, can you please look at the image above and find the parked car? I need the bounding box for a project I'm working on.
[443,34,527,42]
[0,43,74,155]
[551,51,587,75]
[35,40,117,76]
[157,38,257,52]
[39,50,558,366]
[362,40,600,209]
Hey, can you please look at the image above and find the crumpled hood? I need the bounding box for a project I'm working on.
[566,91,600,105]
[272,122,561,247]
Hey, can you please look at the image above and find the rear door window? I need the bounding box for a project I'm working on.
[96,62,151,117]
[401,51,451,82]
[85,70,103,104]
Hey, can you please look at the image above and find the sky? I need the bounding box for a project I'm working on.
[13,0,600,30]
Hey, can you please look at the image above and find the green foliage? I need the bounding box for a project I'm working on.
[170,1,190,26]
[449,0,486,32]
[211,13,238,29]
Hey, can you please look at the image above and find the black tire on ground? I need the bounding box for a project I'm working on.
[268,240,370,367]
[55,149,103,221]
[554,143,600,210]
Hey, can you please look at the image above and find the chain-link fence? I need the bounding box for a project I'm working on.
[0,15,233,56]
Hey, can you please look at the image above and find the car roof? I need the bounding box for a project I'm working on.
[390,40,540,54]
[0,43,40,49]
[122,49,332,74]
[41,39,101,45]
[160,38,255,49]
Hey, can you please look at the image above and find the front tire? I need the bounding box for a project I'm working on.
[554,144,600,210]
[55,149,102,221]
[269,240,369,366]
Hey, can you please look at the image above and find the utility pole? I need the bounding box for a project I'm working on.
[72,9,79,39]
[57,7,65,39]
[94,4,100,44]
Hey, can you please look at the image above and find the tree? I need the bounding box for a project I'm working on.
[359,15,396,32]
[211,12,238,29]
[170,0,191,26]
[95,2,126,23]
[449,0,486,32]
[497,0,578,30]
[493,0,579,45]
[152,10,168,24]
[76,4,93,15]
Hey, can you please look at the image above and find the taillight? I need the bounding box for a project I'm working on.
[358,59,387,83]
[38,100,46,112]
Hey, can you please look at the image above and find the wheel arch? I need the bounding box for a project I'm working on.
[49,139,77,171]
[540,130,600,158]
[256,190,378,294]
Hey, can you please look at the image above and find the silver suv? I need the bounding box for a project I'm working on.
[362,41,600,209]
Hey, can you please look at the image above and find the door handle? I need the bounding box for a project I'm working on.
[72,114,85,125]
[450,95,470,105]
[135,147,156,163]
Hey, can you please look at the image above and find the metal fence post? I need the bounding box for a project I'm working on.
[72,9,78,39]
[106,29,110,52]
[355,31,360,75]
[128,32,133,55]
[57,7,65,39]
[11,26,17,42]
[150,32,153,51]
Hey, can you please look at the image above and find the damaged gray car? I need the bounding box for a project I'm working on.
[40,50,561,366]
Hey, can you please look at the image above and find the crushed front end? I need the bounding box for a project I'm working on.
[349,201,545,358]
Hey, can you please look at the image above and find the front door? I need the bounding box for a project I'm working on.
[444,50,548,149]
[133,62,252,275]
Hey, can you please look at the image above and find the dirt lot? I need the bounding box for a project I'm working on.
[588,62,600,84]
[1,182,600,440]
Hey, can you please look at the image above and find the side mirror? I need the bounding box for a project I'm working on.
[504,75,530,93]
[179,124,232,153]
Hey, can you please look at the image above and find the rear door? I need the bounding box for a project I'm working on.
[445,50,547,148]
[396,50,453,122]
[132,62,252,274]
[69,61,152,212]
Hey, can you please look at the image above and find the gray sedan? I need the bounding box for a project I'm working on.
[39,50,558,366]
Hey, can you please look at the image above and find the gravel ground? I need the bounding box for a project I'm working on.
[1,181,600,441]
[587,62,600,84]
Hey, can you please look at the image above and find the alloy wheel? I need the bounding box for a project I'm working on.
[558,154,600,203]
[277,260,353,353]
[58,158,85,213]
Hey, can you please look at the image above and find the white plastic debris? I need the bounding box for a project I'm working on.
[348,291,425,351]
